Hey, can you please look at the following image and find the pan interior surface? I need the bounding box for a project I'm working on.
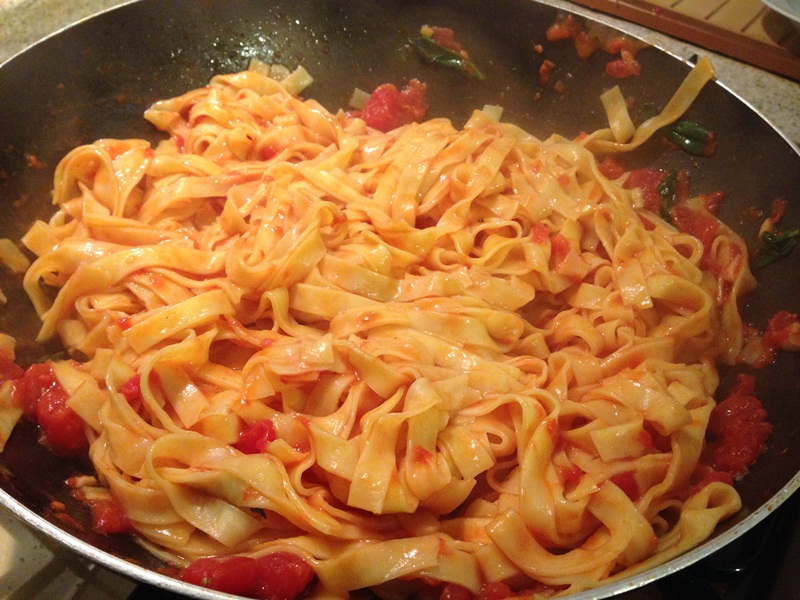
[1,1,799,598]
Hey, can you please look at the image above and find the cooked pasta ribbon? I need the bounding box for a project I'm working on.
[5,58,756,597]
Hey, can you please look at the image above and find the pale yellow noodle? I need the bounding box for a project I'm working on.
[0,57,758,597]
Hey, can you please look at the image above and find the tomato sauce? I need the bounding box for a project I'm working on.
[753,310,800,368]
[704,374,772,479]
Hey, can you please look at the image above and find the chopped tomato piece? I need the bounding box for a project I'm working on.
[360,80,428,132]
[179,556,259,596]
[478,581,513,600]
[440,583,473,600]
[90,498,134,534]
[20,361,59,416]
[253,552,316,600]
[672,204,720,270]
[36,381,87,455]
[705,374,772,478]
[545,14,583,42]
[605,50,643,78]
[119,373,142,403]
[538,59,556,87]
[597,155,626,180]
[429,26,463,53]
[235,419,276,454]
[19,361,87,455]
[573,30,600,59]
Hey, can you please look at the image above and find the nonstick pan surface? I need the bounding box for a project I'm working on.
[1,1,800,598]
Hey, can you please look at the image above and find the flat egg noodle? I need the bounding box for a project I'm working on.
[1,58,756,597]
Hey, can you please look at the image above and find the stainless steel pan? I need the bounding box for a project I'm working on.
[1,1,799,598]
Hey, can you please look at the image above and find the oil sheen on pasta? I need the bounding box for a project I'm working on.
[0,58,763,597]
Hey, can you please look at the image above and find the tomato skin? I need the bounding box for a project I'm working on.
[253,552,316,600]
[235,419,276,454]
[179,556,259,596]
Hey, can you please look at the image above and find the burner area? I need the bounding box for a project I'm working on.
[124,492,800,600]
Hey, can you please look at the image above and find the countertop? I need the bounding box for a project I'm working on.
[1,0,799,144]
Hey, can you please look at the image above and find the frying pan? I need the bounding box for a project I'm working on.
[1,1,799,598]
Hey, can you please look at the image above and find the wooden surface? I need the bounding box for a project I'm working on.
[570,0,800,80]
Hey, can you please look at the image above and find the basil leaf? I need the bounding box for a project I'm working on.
[756,229,800,269]
[409,36,485,80]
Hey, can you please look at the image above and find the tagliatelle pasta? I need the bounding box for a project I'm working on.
[0,56,762,597]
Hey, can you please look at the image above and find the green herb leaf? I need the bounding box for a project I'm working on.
[409,35,485,80]
[756,229,800,269]
[665,120,715,157]
[657,170,677,224]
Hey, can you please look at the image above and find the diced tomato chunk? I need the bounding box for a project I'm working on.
[597,155,627,180]
[36,383,87,454]
[605,52,643,78]
[119,373,142,403]
[20,361,59,416]
[429,27,463,53]
[440,583,474,600]
[90,498,134,534]
[19,361,87,455]
[360,79,428,132]
[253,552,316,600]
[235,419,276,454]
[705,374,772,478]
[672,204,720,270]
[478,581,513,600]
[181,552,315,600]
[179,556,259,596]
